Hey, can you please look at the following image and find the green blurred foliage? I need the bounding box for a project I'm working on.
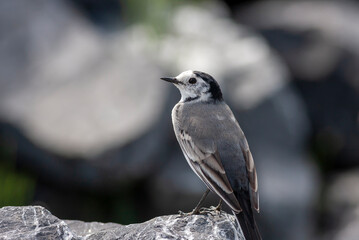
[0,139,35,207]
[122,0,206,33]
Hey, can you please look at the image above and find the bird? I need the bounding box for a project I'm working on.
[160,70,261,240]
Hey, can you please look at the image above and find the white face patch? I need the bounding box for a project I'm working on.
[174,70,211,102]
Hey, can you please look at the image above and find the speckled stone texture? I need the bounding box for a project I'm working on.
[0,206,244,240]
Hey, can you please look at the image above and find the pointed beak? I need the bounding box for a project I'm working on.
[160,77,183,85]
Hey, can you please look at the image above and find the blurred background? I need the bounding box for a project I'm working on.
[0,0,358,239]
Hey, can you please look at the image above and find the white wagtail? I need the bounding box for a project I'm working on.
[161,70,261,240]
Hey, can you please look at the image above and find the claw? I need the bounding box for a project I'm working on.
[177,208,201,217]
[198,205,222,215]
[215,199,222,211]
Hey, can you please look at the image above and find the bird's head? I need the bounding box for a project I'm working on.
[160,70,223,103]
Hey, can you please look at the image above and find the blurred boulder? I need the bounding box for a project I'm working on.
[149,3,319,240]
[237,0,359,169]
[0,205,244,240]
[0,0,171,188]
[323,169,359,240]
[0,0,165,158]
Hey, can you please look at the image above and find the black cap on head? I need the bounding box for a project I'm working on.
[193,71,223,101]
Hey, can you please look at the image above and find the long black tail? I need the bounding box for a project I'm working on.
[233,190,261,240]
[235,211,261,240]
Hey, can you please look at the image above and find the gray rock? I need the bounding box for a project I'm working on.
[0,206,244,240]
[0,0,166,158]
[0,206,79,240]
[0,0,169,189]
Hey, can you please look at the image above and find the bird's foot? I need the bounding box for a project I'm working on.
[177,189,214,218]
[199,200,222,215]
[199,199,222,214]
[178,207,201,217]
[199,206,220,214]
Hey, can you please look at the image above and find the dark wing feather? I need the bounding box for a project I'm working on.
[241,141,259,212]
[178,129,242,213]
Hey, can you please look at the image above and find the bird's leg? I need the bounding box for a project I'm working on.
[178,189,210,216]
[215,199,222,211]
[192,188,210,214]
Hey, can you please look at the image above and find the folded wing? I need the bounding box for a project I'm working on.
[177,129,242,213]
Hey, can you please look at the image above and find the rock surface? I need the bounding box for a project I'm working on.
[0,206,244,240]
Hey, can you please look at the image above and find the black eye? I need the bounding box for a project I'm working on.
[189,78,197,84]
